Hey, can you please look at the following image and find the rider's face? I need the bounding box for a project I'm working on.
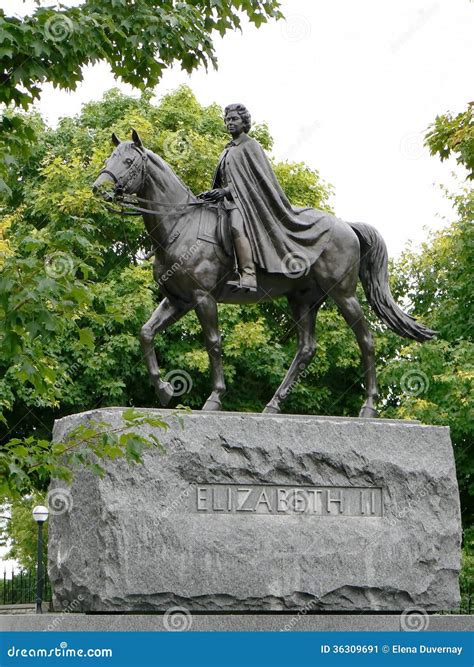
[225,112,246,137]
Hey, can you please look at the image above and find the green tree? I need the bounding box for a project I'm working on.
[425,103,474,180]
[0,0,282,192]
[0,493,47,570]
[0,0,282,108]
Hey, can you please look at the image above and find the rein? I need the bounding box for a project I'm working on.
[97,147,212,217]
[96,145,222,255]
[106,194,209,217]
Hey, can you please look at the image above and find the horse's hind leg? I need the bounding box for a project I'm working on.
[314,219,378,417]
[140,297,191,406]
[330,288,379,418]
[263,297,320,414]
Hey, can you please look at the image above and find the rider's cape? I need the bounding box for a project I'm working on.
[212,133,334,274]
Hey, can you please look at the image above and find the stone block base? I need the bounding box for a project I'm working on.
[48,409,461,612]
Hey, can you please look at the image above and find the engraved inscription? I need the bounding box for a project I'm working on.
[193,485,383,516]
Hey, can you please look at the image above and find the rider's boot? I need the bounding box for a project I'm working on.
[227,236,257,292]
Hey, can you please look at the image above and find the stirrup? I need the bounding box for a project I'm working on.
[227,272,257,292]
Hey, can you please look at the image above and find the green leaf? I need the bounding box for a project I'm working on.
[78,327,95,349]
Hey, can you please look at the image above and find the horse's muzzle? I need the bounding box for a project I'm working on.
[92,171,116,194]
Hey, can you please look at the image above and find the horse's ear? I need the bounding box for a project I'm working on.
[131,129,143,148]
[111,132,121,147]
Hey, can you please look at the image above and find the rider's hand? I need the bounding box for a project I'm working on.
[198,188,228,202]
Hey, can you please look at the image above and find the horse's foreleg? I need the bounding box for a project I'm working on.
[140,297,191,406]
[194,291,226,411]
[331,292,379,418]
[263,298,319,414]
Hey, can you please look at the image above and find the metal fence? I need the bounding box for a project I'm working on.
[460,588,472,615]
[0,569,52,605]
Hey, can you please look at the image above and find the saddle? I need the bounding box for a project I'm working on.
[196,204,233,258]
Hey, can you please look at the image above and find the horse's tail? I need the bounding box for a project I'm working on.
[348,222,436,342]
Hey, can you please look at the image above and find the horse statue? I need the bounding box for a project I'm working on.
[93,130,435,417]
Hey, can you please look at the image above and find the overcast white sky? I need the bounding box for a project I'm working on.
[0,0,472,568]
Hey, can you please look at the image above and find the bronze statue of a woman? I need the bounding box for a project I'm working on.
[199,103,333,292]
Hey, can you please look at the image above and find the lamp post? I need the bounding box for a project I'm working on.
[32,505,49,614]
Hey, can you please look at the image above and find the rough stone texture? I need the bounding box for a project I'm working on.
[2,614,472,633]
[48,409,461,612]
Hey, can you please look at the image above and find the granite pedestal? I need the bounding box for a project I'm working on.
[48,409,461,612]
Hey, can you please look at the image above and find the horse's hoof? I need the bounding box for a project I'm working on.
[202,399,222,411]
[358,406,379,418]
[263,404,280,414]
[156,381,174,407]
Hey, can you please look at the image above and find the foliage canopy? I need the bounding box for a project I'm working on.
[0,0,282,192]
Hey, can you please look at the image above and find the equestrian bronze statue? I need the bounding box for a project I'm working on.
[93,104,435,417]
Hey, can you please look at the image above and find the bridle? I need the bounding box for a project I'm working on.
[97,144,148,199]
[95,143,224,258]
[96,145,207,217]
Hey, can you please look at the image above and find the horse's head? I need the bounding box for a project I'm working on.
[93,130,147,198]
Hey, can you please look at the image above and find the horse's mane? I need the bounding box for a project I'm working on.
[145,149,197,201]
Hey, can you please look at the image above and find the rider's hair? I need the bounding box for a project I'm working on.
[224,103,251,133]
